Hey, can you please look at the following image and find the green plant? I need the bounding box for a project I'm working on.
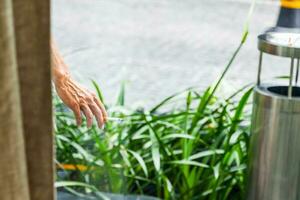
[55,1,256,199]
[55,79,252,200]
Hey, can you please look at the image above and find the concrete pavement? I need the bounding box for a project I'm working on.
[52,0,288,108]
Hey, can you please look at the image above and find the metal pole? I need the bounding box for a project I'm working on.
[289,58,295,98]
[295,58,300,85]
[257,51,263,86]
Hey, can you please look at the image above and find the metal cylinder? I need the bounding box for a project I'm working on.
[277,7,300,28]
[277,0,300,28]
[247,84,300,200]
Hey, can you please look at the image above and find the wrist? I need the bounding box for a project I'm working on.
[53,69,70,85]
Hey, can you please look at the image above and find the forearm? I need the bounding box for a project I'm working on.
[51,42,70,83]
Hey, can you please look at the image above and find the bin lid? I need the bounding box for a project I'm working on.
[258,28,300,58]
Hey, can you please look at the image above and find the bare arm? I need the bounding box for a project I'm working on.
[51,42,107,128]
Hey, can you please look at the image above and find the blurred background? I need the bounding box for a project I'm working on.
[52,0,287,107]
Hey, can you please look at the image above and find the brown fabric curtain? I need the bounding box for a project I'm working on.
[0,0,54,199]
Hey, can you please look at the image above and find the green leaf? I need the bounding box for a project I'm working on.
[91,80,105,104]
[163,175,174,199]
[56,135,95,162]
[228,88,252,136]
[151,130,160,172]
[55,181,95,188]
[186,90,192,108]
[164,176,173,192]
[161,134,195,140]
[189,149,224,160]
[116,80,125,106]
[128,149,149,177]
[55,181,110,200]
[275,75,290,79]
[230,164,247,173]
[168,160,209,168]
[150,92,181,113]
[213,163,220,179]
[119,146,131,167]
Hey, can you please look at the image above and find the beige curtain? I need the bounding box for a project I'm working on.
[0,0,54,199]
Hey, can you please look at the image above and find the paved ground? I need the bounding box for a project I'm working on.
[52,0,290,108]
[57,191,159,200]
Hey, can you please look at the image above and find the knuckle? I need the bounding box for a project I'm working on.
[85,96,94,104]
[86,115,92,120]
[91,93,97,98]
[70,102,77,108]
[79,99,86,105]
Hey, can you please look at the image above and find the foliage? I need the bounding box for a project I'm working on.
[55,1,256,198]
[55,80,253,200]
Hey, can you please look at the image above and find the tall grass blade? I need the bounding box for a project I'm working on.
[128,149,149,177]
[116,80,126,106]
[91,80,105,104]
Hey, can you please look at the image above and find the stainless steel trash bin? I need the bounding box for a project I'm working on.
[247,29,300,200]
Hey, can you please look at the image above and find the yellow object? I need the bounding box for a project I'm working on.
[58,164,88,171]
[281,0,300,9]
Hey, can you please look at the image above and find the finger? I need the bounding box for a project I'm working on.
[70,104,82,126]
[57,92,82,125]
[88,102,104,128]
[81,105,93,128]
[94,96,108,122]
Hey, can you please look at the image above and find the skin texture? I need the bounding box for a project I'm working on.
[51,42,107,128]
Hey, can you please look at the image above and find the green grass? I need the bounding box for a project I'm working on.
[55,80,253,199]
[55,48,252,199]
[54,41,253,199]
[55,1,256,198]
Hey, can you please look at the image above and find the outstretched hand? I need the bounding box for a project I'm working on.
[51,41,107,128]
[55,75,107,128]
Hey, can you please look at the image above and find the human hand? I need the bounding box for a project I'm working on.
[51,41,107,128]
[54,75,107,128]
